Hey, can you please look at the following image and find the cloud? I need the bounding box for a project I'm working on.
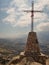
[34,0,49,10]
[15,13,31,27]
[0,31,28,39]
[36,22,49,32]
[34,12,48,23]
[3,8,17,24]
[10,0,28,9]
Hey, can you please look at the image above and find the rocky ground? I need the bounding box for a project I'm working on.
[0,50,49,65]
[7,51,49,65]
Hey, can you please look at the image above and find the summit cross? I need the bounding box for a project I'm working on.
[23,1,43,32]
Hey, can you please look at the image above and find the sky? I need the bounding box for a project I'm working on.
[0,0,49,43]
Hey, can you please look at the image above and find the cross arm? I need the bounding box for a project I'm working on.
[34,11,43,12]
[23,10,43,13]
[23,10,31,12]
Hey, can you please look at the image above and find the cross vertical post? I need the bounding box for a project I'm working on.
[31,2,34,32]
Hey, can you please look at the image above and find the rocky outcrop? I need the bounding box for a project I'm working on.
[7,51,49,65]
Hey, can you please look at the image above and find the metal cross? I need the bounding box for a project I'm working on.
[23,1,43,32]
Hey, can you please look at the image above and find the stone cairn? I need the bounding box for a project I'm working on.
[24,32,47,65]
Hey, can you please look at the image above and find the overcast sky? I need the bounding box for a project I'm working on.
[0,0,49,43]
